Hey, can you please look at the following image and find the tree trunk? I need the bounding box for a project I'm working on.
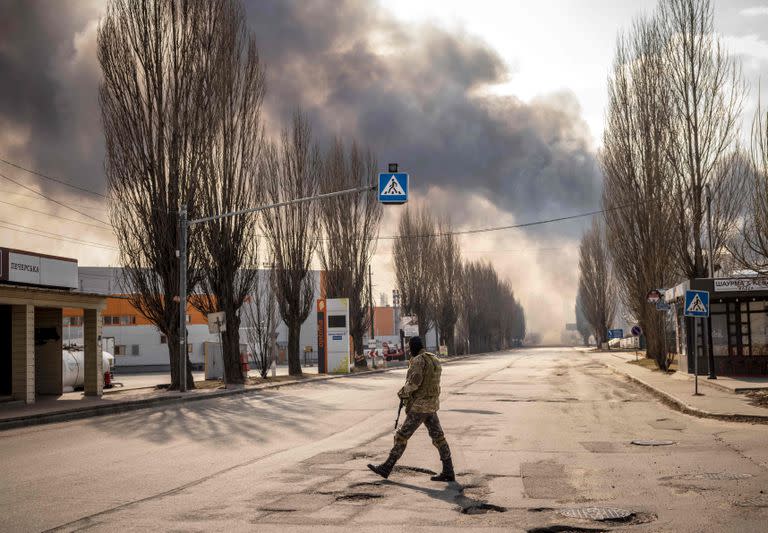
[222,313,244,385]
[168,338,179,390]
[167,337,196,390]
[644,312,668,371]
[352,329,363,357]
[287,320,302,376]
[445,329,455,356]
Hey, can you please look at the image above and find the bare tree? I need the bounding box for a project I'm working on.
[242,269,279,378]
[602,12,679,370]
[98,0,221,389]
[392,206,437,338]
[193,0,265,385]
[575,292,591,346]
[459,260,523,353]
[661,0,745,278]
[433,220,462,354]
[730,102,768,273]
[577,220,616,346]
[318,140,382,360]
[261,111,321,376]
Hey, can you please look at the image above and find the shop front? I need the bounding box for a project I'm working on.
[666,277,768,377]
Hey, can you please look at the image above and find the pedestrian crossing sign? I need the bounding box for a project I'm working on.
[684,289,709,317]
[378,173,408,204]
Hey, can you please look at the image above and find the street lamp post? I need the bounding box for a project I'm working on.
[705,184,717,380]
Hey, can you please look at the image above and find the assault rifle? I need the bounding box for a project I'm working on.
[394,398,404,429]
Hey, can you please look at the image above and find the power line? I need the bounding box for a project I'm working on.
[0,188,106,212]
[0,220,118,250]
[0,171,111,227]
[0,200,114,231]
[463,246,578,254]
[0,156,107,198]
[377,204,628,240]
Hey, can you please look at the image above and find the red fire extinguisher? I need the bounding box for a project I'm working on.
[240,352,249,378]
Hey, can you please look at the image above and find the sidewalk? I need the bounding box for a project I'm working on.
[108,365,319,393]
[0,354,477,431]
[593,351,768,423]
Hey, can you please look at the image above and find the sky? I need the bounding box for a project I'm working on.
[0,0,767,343]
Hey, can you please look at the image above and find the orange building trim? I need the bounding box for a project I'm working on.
[64,296,207,325]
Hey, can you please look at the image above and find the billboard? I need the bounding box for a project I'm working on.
[0,248,78,289]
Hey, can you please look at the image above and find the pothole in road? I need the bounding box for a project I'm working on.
[631,439,675,446]
[459,503,508,515]
[335,492,383,502]
[559,507,633,522]
[349,481,386,488]
[734,494,768,508]
[527,527,608,533]
[445,408,501,415]
[350,451,376,460]
[393,465,437,475]
[528,507,556,513]
[495,398,578,403]
[666,472,754,481]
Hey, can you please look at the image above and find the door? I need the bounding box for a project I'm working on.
[726,302,751,357]
[0,305,11,396]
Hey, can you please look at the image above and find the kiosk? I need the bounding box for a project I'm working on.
[317,298,350,374]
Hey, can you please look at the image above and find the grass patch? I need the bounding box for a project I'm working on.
[746,391,768,408]
[628,357,678,373]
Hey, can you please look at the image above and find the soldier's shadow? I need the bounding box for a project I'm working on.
[383,479,483,510]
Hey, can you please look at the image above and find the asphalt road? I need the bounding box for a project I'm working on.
[2,348,768,532]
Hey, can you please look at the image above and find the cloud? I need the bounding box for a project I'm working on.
[244,1,602,228]
[0,0,604,339]
[722,33,768,61]
[739,6,768,16]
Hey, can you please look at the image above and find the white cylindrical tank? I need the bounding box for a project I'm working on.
[62,350,114,392]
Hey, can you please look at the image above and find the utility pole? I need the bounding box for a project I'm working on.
[369,264,375,340]
[705,183,717,380]
[178,206,187,392]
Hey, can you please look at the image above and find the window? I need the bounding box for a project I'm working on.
[131,344,140,356]
[120,315,136,325]
[114,345,126,356]
[64,316,83,326]
[328,315,346,328]
[711,314,728,356]
[160,335,167,344]
[749,302,768,356]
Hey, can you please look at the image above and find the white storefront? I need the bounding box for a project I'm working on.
[66,267,322,372]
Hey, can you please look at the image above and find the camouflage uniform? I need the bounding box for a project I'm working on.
[368,348,454,481]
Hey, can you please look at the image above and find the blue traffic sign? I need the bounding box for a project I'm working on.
[378,173,408,204]
[684,289,709,317]
[607,329,623,340]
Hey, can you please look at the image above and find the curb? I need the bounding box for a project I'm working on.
[600,361,768,424]
[0,353,479,432]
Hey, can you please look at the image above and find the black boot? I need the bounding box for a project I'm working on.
[367,455,397,479]
[430,457,455,482]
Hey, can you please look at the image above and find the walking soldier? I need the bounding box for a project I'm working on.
[367,336,455,482]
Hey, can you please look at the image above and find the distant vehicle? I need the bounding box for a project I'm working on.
[62,350,115,392]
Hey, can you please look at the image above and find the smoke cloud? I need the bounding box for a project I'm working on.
[0,0,604,342]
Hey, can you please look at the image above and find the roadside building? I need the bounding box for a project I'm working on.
[64,267,324,372]
[0,248,107,404]
[665,277,768,377]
